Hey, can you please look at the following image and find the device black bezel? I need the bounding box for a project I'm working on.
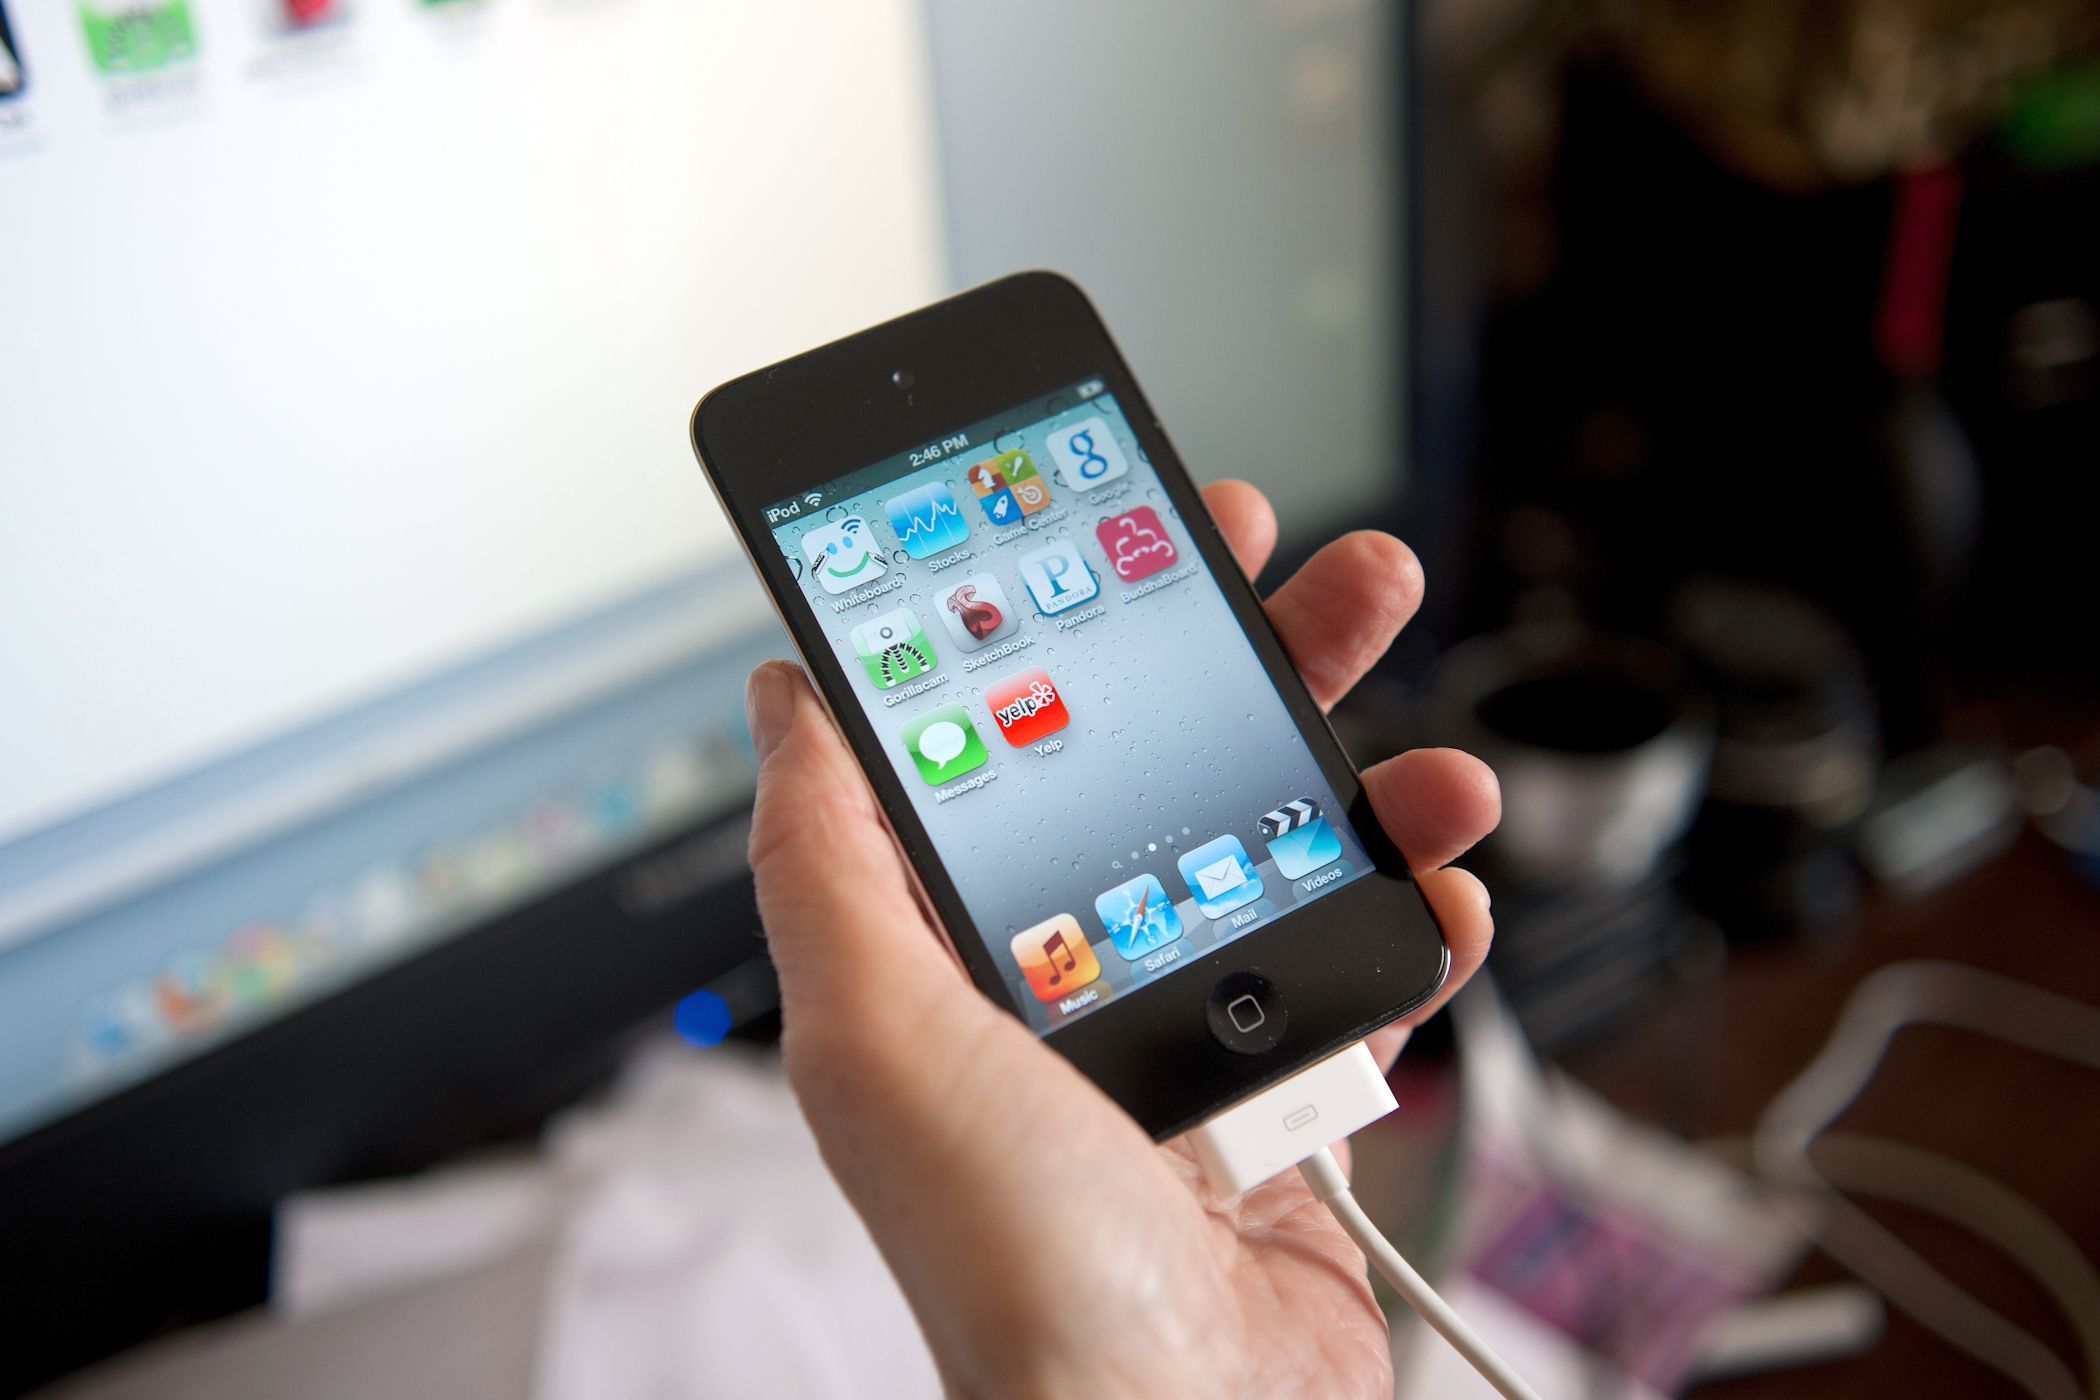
[692,271,1448,1139]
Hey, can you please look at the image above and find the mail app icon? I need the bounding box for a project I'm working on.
[1176,835,1263,919]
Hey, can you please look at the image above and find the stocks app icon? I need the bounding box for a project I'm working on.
[885,482,969,559]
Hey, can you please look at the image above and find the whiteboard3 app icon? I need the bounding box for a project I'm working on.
[799,515,888,594]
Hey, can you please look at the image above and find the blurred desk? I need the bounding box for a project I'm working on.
[1558,820,2100,1399]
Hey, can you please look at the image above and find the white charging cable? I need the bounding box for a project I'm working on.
[1186,1042,1542,1400]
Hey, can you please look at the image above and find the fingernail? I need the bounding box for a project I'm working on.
[745,664,794,762]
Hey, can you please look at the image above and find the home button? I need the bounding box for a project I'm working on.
[1206,971,1286,1054]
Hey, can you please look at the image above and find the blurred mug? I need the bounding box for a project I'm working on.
[1436,628,1713,889]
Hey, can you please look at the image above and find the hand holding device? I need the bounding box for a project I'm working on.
[740,477,1499,1397]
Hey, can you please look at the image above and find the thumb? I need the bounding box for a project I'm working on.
[743,661,963,1033]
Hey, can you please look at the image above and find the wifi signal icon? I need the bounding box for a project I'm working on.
[803,492,823,508]
[885,484,970,559]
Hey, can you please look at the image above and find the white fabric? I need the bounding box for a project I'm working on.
[274,1042,940,1400]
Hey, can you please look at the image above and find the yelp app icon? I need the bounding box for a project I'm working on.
[983,667,1070,747]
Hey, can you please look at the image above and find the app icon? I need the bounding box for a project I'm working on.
[1094,872,1184,961]
[78,0,197,75]
[1259,798,1344,880]
[932,573,1017,654]
[1017,539,1100,616]
[279,0,343,29]
[983,666,1069,747]
[800,515,888,595]
[1095,506,1179,583]
[1,2,26,99]
[1177,835,1264,919]
[885,482,970,558]
[1011,914,1101,1003]
[966,449,1053,526]
[901,704,988,786]
[851,607,937,689]
[1045,415,1131,492]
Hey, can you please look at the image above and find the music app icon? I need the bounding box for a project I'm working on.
[1011,914,1101,1004]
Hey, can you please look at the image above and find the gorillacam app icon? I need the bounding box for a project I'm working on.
[799,515,888,595]
[885,482,969,559]
[851,608,936,690]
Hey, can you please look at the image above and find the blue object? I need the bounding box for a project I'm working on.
[1094,872,1183,961]
[884,483,969,558]
[1265,817,1343,880]
[1176,835,1264,918]
[673,988,734,1047]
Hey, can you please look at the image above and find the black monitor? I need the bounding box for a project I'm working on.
[0,2,1413,1389]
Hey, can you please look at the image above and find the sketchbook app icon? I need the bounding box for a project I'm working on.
[933,574,1017,654]
[884,482,969,559]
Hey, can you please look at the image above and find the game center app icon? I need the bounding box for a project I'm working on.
[1017,539,1099,616]
[1045,416,1130,492]
[901,705,987,786]
[1094,872,1184,961]
[1177,834,1264,919]
[799,515,888,595]
[932,573,1017,653]
[850,608,936,690]
[885,482,969,558]
[983,667,1069,747]
[1095,506,1179,583]
[1259,798,1343,880]
[1011,914,1100,1004]
[966,449,1053,527]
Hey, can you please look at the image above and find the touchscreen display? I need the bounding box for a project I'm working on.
[762,381,1373,1033]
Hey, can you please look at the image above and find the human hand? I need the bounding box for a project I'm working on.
[741,481,1499,1398]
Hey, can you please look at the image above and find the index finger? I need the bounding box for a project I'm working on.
[1199,479,1277,580]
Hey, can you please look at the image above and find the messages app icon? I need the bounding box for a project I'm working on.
[901,704,987,786]
[1177,835,1263,919]
[1094,872,1183,962]
[885,482,969,559]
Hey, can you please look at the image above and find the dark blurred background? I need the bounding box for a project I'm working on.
[3,0,2097,1396]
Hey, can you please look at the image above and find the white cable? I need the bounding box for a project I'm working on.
[1753,960,2100,1400]
[1298,1146,1544,1400]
